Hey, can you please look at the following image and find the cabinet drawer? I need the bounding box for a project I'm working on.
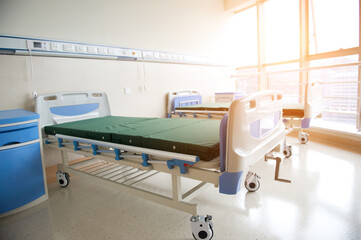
[0,142,45,214]
[0,122,39,147]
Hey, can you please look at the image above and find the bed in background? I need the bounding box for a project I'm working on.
[167,82,322,158]
[282,80,323,144]
[36,91,289,240]
[167,90,244,119]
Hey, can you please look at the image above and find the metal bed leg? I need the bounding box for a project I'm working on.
[171,175,214,240]
[283,128,293,158]
[60,150,69,167]
[172,175,182,202]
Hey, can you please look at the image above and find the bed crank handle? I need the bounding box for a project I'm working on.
[265,154,291,183]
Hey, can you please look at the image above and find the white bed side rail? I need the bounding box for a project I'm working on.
[35,91,111,131]
[225,91,285,172]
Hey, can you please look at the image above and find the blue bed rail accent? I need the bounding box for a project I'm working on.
[219,171,244,194]
[115,148,123,160]
[92,144,99,155]
[142,153,151,167]
[58,138,64,148]
[172,95,202,112]
[167,158,199,174]
[219,114,228,172]
[73,141,79,151]
[73,141,92,151]
[50,103,99,116]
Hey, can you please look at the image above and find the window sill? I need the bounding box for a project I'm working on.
[310,119,361,140]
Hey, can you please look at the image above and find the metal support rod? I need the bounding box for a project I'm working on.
[128,172,159,186]
[96,165,126,177]
[172,175,182,202]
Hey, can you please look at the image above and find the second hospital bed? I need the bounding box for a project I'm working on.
[36,90,289,240]
[168,82,322,154]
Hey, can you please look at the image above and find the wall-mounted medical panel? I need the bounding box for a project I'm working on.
[0,35,141,61]
[0,35,223,66]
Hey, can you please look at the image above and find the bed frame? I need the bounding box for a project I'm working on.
[37,91,289,239]
[282,80,323,145]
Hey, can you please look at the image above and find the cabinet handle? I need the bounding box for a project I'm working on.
[0,139,39,151]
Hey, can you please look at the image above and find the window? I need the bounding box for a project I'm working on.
[267,63,301,103]
[230,7,258,67]
[310,56,359,125]
[235,67,259,94]
[264,0,299,63]
[231,0,360,131]
[309,0,359,54]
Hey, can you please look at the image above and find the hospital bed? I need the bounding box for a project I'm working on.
[168,82,322,158]
[36,91,289,240]
[167,90,236,120]
[282,80,323,144]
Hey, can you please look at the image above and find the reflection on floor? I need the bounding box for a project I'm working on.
[1,137,360,240]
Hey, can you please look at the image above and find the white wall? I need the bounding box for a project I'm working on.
[0,0,234,114]
[0,0,234,166]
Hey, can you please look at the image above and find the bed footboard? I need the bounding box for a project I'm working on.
[219,91,285,194]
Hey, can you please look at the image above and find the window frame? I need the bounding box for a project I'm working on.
[233,0,361,131]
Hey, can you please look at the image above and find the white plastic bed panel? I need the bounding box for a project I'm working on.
[225,91,285,172]
[35,91,111,131]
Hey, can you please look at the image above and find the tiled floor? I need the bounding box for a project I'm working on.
[1,137,360,240]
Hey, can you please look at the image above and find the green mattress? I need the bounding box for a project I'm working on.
[176,102,230,111]
[45,116,221,161]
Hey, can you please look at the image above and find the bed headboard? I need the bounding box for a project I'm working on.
[167,90,202,117]
[35,91,111,131]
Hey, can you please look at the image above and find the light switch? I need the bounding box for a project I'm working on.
[124,87,131,95]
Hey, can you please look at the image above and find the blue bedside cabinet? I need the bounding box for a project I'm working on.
[0,109,48,217]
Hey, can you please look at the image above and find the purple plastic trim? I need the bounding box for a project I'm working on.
[301,118,311,128]
[219,171,244,194]
[274,111,280,125]
[251,111,280,138]
[219,114,228,172]
[250,119,260,138]
[172,95,202,112]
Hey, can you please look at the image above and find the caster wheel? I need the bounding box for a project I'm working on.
[283,145,292,158]
[299,132,309,144]
[192,228,214,240]
[56,171,70,188]
[190,215,214,240]
[245,179,260,192]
